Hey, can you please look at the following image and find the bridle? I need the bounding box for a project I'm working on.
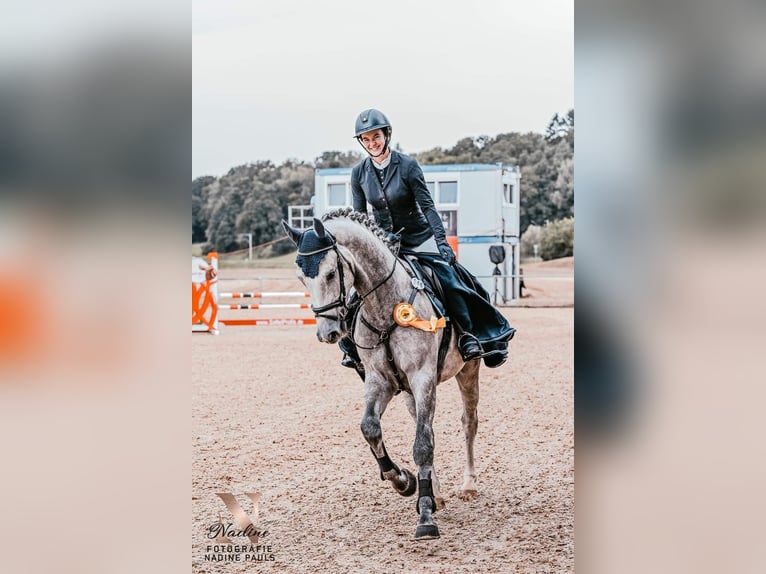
[297,230,398,323]
[297,237,351,322]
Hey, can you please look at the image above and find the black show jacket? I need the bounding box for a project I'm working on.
[350,151,448,250]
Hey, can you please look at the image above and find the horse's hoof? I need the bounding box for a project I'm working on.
[412,523,440,541]
[394,468,417,497]
[458,489,477,501]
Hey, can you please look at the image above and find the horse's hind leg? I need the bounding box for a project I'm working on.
[456,360,481,500]
[360,373,417,498]
[402,392,445,511]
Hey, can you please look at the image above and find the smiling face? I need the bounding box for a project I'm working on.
[359,128,390,160]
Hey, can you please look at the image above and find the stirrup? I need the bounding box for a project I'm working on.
[341,354,357,369]
[458,333,482,361]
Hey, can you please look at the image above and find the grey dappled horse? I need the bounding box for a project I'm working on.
[282,210,482,541]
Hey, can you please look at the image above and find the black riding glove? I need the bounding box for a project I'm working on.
[439,243,456,265]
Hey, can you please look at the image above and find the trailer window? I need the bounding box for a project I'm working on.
[327,183,347,206]
[438,181,458,204]
[503,183,514,205]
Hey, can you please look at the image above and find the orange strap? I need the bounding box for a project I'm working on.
[408,316,447,332]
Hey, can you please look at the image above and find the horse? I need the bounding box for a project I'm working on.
[282,209,482,541]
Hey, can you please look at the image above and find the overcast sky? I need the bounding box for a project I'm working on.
[193,0,573,178]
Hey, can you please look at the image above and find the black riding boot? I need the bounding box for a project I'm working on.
[337,290,364,379]
[339,336,365,381]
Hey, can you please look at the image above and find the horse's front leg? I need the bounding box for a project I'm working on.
[360,373,417,498]
[410,374,440,540]
[402,392,445,511]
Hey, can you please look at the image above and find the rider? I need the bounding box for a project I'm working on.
[339,108,515,372]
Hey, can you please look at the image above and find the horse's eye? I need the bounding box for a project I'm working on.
[326,270,336,281]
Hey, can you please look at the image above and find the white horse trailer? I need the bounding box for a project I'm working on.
[299,163,521,303]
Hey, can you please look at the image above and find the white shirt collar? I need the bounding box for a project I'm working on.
[372,153,391,169]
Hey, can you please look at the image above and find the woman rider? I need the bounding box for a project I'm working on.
[340,108,515,371]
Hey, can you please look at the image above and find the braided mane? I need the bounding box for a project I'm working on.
[321,207,398,254]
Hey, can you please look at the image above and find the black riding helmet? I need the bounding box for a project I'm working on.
[354,108,392,158]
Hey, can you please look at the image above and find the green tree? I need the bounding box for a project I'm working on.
[520,224,543,258]
[539,217,574,260]
[200,159,315,255]
[315,150,362,169]
[545,112,572,145]
[204,185,243,253]
[192,175,215,243]
[564,109,574,150]
[552,156,574,217]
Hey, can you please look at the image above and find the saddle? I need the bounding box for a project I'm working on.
[399,254,447,318]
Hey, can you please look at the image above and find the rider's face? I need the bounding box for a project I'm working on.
[359,129,386,156]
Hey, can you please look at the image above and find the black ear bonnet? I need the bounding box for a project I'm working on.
[295,228,336,278]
